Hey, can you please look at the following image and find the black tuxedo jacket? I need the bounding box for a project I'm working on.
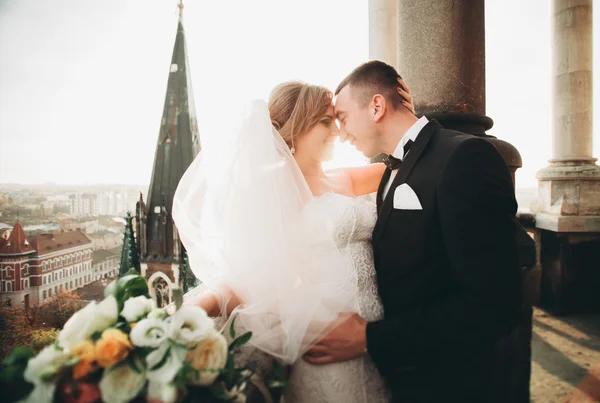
[367,120,522,402]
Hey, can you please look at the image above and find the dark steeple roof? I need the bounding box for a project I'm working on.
[142,6,200,262]
[119,212,140,275]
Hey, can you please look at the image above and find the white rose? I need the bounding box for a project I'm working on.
[20,345,70,403]
[23,345,70,385]
[146,344,187,383]
[121,296,153,322]
[186,330,228,386]
[58,295,118,351]
[168,305,214,348]
[130,318,169,348]
[148,381,179,403]
[99,360,146,403]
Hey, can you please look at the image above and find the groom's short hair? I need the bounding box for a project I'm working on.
[335,60,403,110]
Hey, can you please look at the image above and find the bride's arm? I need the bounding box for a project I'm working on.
[342,163,387,196]
[191,284,242,317]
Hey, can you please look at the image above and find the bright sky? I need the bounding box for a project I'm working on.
[0,0,598,189]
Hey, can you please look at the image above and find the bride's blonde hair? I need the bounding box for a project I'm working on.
[268,82,333,150]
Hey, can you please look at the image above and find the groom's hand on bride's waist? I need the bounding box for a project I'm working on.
[302,313,367,365]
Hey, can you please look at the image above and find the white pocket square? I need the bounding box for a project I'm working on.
[393,184,423,210]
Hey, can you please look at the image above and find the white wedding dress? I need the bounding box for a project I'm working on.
[172,100,390,402]
[283,192,390,403]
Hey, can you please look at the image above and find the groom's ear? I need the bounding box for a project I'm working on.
[372,94,387,123]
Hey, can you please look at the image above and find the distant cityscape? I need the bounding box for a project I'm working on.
[0,184,146,306]
[0,184,147,253]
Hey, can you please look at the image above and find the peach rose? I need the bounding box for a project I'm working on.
[95,329,133,368]
[71,340,99,380]
[186,330,228,386]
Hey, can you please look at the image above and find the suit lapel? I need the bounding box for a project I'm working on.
[372,120,442,243]
[376,168,392,212]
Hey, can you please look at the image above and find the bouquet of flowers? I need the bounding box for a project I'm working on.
[0,273,280,403]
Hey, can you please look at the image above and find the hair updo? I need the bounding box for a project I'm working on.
[268,82,333,150]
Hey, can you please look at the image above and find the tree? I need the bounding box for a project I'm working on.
[39,291,86,330]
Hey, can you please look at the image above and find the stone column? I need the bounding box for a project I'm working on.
[533,0,600,315]
[369,0,398,68]
[394,0,523,180]
[396,0,485,115]
[552,0,594,163]
[534,0,600,229]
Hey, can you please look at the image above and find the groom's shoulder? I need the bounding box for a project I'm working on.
[430,126,478,151]
[431,129,504,169]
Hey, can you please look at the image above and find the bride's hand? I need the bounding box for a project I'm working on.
[397,77,415,114]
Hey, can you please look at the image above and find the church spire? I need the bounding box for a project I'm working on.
[140,4,200,264]
[119,212,140,276]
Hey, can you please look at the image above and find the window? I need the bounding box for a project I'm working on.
[23,279,29,288]
[70,281,73,289]
[23,264,29,275]
[43,276,46,285]
[42,290,46,300]
[48,289,52,297]
[3,266,13,279]
[42,261,47,272]
[6,282,12,292]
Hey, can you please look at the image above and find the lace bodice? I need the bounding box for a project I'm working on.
[283,193,390,403]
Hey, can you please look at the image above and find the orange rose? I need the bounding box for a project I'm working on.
[95,329,133,368]
[71,340,99,380]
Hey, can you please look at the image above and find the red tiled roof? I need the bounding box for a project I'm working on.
[0,221,36,255]
[31,230,92,255]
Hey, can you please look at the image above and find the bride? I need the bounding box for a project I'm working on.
[172,80,414,402]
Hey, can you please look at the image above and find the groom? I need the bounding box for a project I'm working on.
[305,61,523,402]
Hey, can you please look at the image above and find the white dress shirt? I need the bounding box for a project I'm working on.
[382,116,430,200]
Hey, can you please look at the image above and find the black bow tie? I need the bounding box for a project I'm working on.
[383,140,414,170]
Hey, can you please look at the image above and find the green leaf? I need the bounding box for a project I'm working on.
[120,275,150,300]
[125,268,139,276]
[126,356,141,374]
[109,274,150,311]
[229,331,252,350]
[272,359,284,379]
[229,315,237,339]
[1,346,34,368]
[223,354,236,389]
